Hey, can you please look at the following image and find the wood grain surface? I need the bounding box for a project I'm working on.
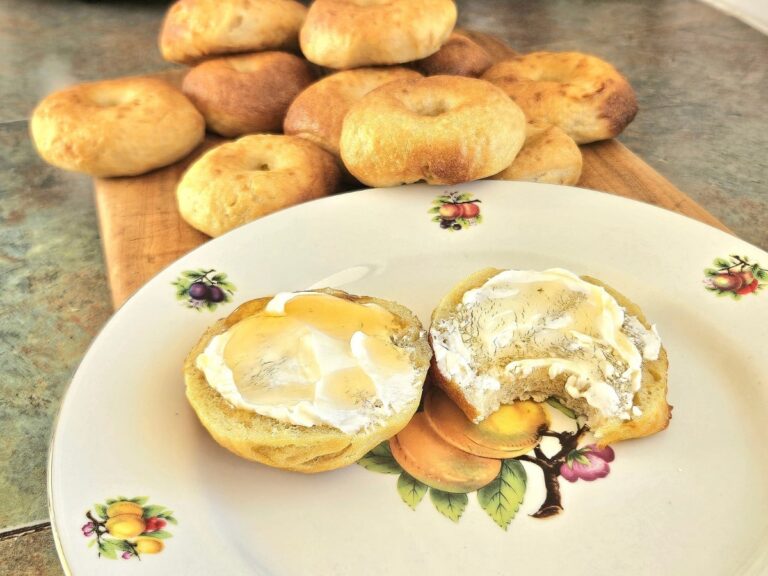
[94,137,730,309]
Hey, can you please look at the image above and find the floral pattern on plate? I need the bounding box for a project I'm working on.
[359,398,613,529]
[703,255,767,299]
[429,191,482,231]
[172,268,236,311]
[82,496,176,560]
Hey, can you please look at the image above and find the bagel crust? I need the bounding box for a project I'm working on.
[182,52,315,137]
[483,51,638,144]
[184,289,432,473]
[340,75,526,186]
[415,31,494,78]
[30,77,204,177]
[177,135,340,237]
[300,0,457,69]
[160,0,307,64]
[284,66,422,158]
[493,121,583,186]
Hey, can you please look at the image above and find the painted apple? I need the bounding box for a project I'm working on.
[460,203,480,218]
[711,272,743,292]
[439,203,462,220]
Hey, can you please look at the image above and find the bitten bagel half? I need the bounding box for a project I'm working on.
[177,134,339,237]
[182,51,315,137]
[483,51,638,144]
[340,75,526,186]
[429,268,671,446]
[30,77,204,177]
[184,289,432,473]
[160,0,307,64]
[300,0,457,69]
[284,66,422,158]
[492,121,582,185]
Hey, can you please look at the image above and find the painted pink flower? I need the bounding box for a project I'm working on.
[122,552,132,560]
[81,522,95,537]
[560,444,615,482]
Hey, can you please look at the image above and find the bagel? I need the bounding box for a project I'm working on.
[185,289,432,473]
[300,0,457,69]
[182,52,315,137]
[284,67,422,158]
[415,31,494,78]
[456,28,517,62]
[493,121,582,185]
[30,77,204,177]
[177,135,340,237]
[160,0,307,64]
[429,268,670,446]
[483,51,638,144]
[340,75,526,187]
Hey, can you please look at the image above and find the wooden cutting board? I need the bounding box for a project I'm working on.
[94,138,729,309]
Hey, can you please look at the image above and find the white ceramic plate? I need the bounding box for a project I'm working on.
[50,182,768,575]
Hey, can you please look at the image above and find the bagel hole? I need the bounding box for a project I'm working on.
[402,96,453,117]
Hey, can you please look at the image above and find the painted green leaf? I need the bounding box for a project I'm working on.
[477,460,527,530]
[714,258,730,268]
[143,504,167,518]
[130,496,149,505]
[87,538,97,548]
[113,540,134,553]
[99,539,118,560]
[357,442,402,474]
[397,473,428,510]
[163,515,178,525]
[429,489,468,522]
[105,498,117,505]
[146,529,173,540]
[94,503,108,520]
[546,397,577,419]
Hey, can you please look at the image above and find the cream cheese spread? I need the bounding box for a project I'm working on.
[430,269,661,421]
[196,292,418,434]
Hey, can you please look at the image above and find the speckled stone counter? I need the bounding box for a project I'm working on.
[0,0,765,573]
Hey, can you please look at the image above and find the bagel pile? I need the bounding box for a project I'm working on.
[30,0,640,236]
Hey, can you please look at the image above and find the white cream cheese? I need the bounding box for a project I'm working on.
[196,292,418,434]
[430,269,661,421]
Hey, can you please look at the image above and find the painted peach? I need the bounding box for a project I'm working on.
[106,501,143,518]
[105,514,146,539]
[424,387,548,458]
[390,413,501,493]
[135,537,164,554]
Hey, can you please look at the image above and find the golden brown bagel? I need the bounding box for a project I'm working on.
[177,135,339,237]
[300,0,457,69]
[340,75,526,187]
[415,31,494,78]
[182,52,315,137]
[456,28,517,62]
[160,0,307,64]
[184,289,432,473]
[429,268,671,446]
[483,51,638,144]
[30,77,204,177]
[493,121,582,185]
[284,67,422,158]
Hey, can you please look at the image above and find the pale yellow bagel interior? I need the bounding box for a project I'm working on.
[182,51,315,137]
[160,0,307,64]
[300,0,457,69]
[430,268,671,446]
[184,289,432,473]
[493,121,583,185]
[30,77,204,177]
[284,66,422,158]
[483,51,638,144]
[340,75,526,186]
[177,134,340,237]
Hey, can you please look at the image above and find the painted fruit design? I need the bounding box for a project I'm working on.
[704,255,766,299]
[358,388,614,529]
[82,496,176,560]
[173,268,236,311]
[429,191,482,230]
